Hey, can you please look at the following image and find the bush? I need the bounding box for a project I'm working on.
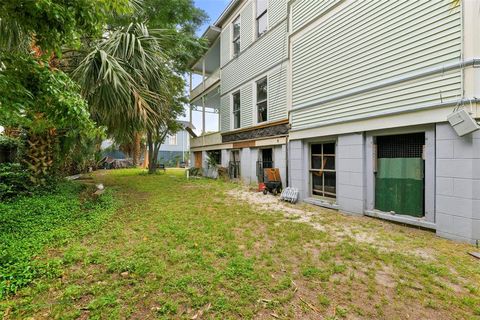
[0,135,23,163]
[0,182,117,298]
[188,167,202,177]
[0,163,32,200]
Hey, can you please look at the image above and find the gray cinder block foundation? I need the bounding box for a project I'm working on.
[336,133,365,214]
[435,123,480,243]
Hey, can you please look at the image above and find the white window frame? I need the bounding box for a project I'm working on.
[232,91,241,129]
[256,76,268,123]
[256,0,268,38]
[309,142,336,199]
[168,134,177,145]
[232,15,241,58]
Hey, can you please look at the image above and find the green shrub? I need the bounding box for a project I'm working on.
[0,163,32,200]
[0,182,117,298]
[0,135,23,163]
[188,167,202,177]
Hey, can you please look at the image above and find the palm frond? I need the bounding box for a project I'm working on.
[0,18,30,52]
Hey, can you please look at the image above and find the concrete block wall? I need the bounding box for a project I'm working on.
[288,140,308,200]
[221,149,229,168]
[274,145,287,186]
[240,148,253,184]
[336,133,365,214]
[435,122,480,243]
[202,151,209,171]
[248,148,259,185]
[189,152,195,168]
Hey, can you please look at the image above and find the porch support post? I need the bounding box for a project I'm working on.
[189,104,193,127]
[202,59,206,91]
[201,59,206,135]
[202,96,206,135]
[189,72,192,92]
[188,72,193,132]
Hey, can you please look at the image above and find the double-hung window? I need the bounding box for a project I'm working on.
[256,77,268,123]
[233,91,241,129]
[256,0,268,37]
[168,134,177,145]
[310,143,336,199]
[232,16,241,57]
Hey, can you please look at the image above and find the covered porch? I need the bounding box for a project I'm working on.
[188,26,221,136]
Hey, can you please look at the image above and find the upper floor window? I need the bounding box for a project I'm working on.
[232,16,241,57]
[233,91,241,129]
[256,0,268,37]
[168,134,177,145]
[256,77,267,123]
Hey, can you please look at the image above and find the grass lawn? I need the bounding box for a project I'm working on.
[1,168,479,319]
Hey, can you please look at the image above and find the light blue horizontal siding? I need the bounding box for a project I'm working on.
[291,0,462,130]
[220,25,231,67]
[291,0,341,32]
[220,95,230,132]
[292,69,461,130]
[269,0,288,28]
[240,83,253,127]
[241,2,254,51]
[221,19,288,95]
[268,67,288,121]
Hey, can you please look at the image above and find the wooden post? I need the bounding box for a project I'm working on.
[202,59,206,91]
[202,96,206,135]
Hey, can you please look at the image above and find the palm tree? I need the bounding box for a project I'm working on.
[72,23,185,168]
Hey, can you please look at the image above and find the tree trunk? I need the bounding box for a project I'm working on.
[147,131,156,174]
[132,132,141,166]
[24,129,56,185]
[3,127,20,138]
[147,128,168,174]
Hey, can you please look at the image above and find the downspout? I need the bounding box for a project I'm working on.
[285,133,289,187]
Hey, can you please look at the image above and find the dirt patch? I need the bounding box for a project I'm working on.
[227,189,326,232]
[375,266,396,289]
[411,248,437,261]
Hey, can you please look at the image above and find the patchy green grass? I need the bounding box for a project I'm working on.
[1,168,479,319]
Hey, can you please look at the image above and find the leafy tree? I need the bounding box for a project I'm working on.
[0,0,132,183]
[1,0,207,180]
[113,0,207,34]
[111,0,208,72]
[73,17,205,171]
[0,0,133,54]
[0,53,98,183]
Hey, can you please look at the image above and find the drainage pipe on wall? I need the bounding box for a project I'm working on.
[292,58,480,113]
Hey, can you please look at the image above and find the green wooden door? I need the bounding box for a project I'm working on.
[375,158,424,217]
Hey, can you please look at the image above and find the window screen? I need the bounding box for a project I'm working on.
[256,0,268,37]
[233,91,240,129]
[256,77,267,122]
[232,16,240,57]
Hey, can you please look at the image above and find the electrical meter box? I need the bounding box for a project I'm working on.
[447,109,480,137]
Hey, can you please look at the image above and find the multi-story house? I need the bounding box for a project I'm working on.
[189,0,480,244]
[103,121,193,167]
[189,0,289,184]
[158,121,192,167]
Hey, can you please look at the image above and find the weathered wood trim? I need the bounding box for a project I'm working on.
[222,119,288,134]
[221,119,289,143]
[233,140,256,148]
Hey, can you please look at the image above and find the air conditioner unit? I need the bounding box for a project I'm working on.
[447,109,480,137]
